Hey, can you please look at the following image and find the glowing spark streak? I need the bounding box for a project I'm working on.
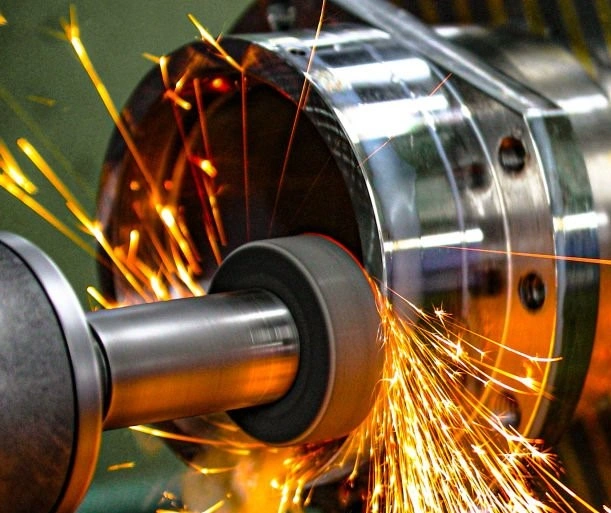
[170,243,205,297]
[87,286,113,310]
[0,12,6,26]
[107,462,136,472]
[142,52,160,64]
[241,74,251,240]
[189,462,235,476]
[268,0,327,236]
[17,138,80,207]
[127,229,140,263]
[428,72,453,96]
[158,206,201,273]
[26,95,57,107]
[358,72,449,173]
[159,55,171,89]
[358,137,393,168]
[164,89,192,110]
[129,425,261,450]
[203,180,226,248]
[149,273,169,300]
[194,79,212,157]
[159,55,192,110]
[0,173,94,256]
[63,6,157,197]
[0,139,38,194]
[447,244,611,266]
[201,499,226,513]
[187,14,243,72]
[190,156,218,178]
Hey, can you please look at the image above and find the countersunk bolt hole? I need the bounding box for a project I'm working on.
[468,162,488,189]
[499,136,527,174]
[518,272,545,311]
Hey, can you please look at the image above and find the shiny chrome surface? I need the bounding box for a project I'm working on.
[249,23,595,440]
[90,289,299,429]
[332,0,601,441]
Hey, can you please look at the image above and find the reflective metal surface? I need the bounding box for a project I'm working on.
[90,290,299,429]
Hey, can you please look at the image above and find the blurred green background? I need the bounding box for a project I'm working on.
[0,0,250,296]
[0,3,250,512]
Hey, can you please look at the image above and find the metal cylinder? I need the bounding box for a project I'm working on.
[89,290,299,429]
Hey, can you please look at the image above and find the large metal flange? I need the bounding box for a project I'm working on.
[210,235,383,445]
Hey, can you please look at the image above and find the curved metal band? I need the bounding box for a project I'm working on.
[0,232,103,513]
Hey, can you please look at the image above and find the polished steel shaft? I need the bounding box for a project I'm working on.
[88,290,299,429]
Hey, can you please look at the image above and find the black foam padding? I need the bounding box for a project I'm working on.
[0,241,75,513]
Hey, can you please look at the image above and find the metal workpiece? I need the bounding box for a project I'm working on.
[0,232,381,513]
[91,289,299,429]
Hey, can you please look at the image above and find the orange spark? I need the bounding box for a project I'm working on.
[0,138,38,194]
[187,14,242,72]
[107,462,136,472]
[447,244,611,267]
[189,156,218,178]
[86,286,113,310]
[158,206,201,273]
[62,6,157,197]
[269,0,327,236]
[17,137,80,206]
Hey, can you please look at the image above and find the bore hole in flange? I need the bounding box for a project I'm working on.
[518,272,546,311]
[288,47,308,56]
[498,136,527,174]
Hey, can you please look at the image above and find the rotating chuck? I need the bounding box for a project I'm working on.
[0,232,382,513]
